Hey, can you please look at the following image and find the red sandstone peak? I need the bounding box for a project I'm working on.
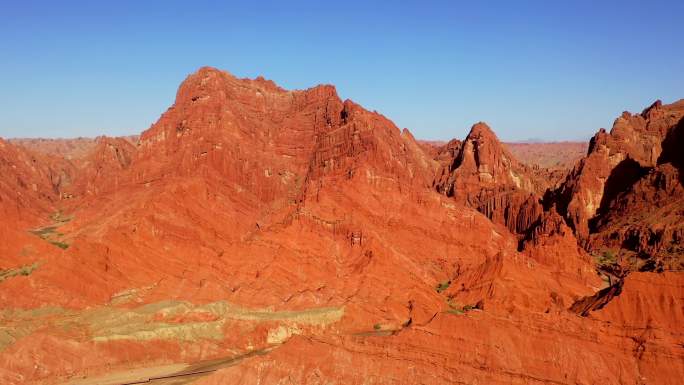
[447,122,533,190]
[642,99,662,118]
[467,121,497,138]
[133,67,436,210]
[434,122,544,234]
[431,138,462,166]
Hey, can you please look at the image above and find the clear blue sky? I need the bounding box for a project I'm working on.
[1,0,682,141]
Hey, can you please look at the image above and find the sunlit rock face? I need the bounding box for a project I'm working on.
[551,99,684,271]
[434,122,545,235]
[0,68,681,385]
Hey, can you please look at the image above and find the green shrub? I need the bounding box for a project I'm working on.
[436,280,451,293]
[0,263,38,282]
[50,241,69,250]
[30,226,69,249]
[373,323,382,330]
[594,249,618,267]
[445,300,476,315]
[603,250,616,261]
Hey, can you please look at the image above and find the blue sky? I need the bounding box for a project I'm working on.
[1,1,682,141]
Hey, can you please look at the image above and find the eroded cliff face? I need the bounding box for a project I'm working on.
[0,68,681,385]
[194,270,684,385]
[129,67,436,211]
[550,99,684,271]
[434,122,545,235]
[0,139,75,224]
[520,208,599,286]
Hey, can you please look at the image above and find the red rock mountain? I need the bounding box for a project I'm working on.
[551,99,684,271]
[434,122,544,235]
[0,139,74,224]
[0,67,682,385]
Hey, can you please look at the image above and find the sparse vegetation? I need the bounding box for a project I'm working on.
[373,323,382,330]
[594,249,618,267]
[445,299,478,316]
[446,307,464,315]
[30,226,57,238]
[50,211,72,223]
[0,263,39,282]
[50,241,69,250]
[436,280,451,293]
[29,220,70,250]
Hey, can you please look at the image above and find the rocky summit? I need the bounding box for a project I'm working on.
[1,67,682,385]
